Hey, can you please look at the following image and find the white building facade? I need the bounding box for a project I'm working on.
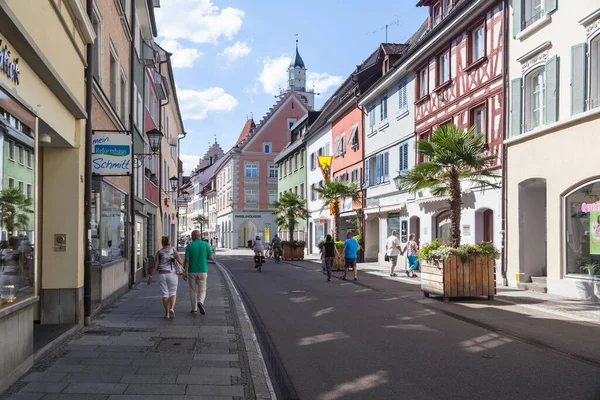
[360,71,417,263]
[505,0,600,300]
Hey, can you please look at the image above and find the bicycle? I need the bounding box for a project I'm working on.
[273,247,281,264]
[254,251,265,272]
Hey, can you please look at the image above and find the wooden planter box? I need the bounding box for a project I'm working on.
[333,252,345,271]
[421,255,496,301]
[283,243,304,260]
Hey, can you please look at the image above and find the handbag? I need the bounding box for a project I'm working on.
[175,261,185,275]
[384,254,389,262]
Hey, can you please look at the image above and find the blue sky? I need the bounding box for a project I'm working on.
[154,0,428,174]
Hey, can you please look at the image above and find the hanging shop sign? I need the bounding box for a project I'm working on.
[91,133,132,176]
[317,156,332,181]
[0,41,21,85]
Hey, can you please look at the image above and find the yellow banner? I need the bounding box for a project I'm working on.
[329,202,334,216]
[317,156,332,181]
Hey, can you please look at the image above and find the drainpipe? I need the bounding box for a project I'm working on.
[176,131,187,250]
[83,0,94,326]
[501,0,509,287]
[128,0,136,288]
[156,57,169,245]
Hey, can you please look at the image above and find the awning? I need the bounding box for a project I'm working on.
[363,202,406,215]
[417,195,450,204]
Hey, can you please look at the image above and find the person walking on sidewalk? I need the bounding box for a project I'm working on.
[322,234,338,282]
[185,230,214,315]
[148,236,184,319]
[385,230,402,277]
[342,231,359,281]
[403,233,419,278]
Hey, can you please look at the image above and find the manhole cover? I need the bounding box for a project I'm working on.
[290,290,307,294]
[155,338,196,351]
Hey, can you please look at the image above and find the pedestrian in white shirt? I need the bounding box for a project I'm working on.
[385,230,402,277]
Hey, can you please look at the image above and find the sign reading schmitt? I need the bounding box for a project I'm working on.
[92,133,132,175]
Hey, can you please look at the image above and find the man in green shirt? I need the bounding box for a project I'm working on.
[184,230,214,315]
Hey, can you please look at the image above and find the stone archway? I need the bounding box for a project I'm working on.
[238,220,257,248]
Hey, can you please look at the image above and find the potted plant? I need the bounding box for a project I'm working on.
[193,215,209,239]
[580,263,599,277]
[317,239,345,270]
[399,124,500,300]
[271,192,307,260]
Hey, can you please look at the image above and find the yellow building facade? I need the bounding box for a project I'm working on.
[0,0,93,392]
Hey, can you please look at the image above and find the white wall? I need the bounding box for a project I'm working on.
[306,124,332,249]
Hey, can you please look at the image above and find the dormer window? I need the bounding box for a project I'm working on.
[443,0,452,17]
[383,58,390,74]
[432,3,442,27]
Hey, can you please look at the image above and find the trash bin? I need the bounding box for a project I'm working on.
[248,240,252,248]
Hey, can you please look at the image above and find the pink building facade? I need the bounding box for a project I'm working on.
[216,92,309,248]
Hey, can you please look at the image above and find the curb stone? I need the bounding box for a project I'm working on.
[216,261,277,400]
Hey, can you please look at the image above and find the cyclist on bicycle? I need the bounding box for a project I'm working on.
[253,236,265,268]
[271,235,282,260]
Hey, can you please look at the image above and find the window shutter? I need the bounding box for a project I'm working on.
[365,159,370,188]
[571,43,588,115]
[376,155,382,184]
[544,56,558,124]
[510,78,523,136]
[513,0,522,37]
[384,152,389,182]
[545,0,557,13]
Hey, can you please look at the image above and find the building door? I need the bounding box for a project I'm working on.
[436,210,452,244]
[135,218,144,272]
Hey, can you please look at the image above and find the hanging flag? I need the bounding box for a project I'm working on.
[329,202,334,216]
[317,156,333,181]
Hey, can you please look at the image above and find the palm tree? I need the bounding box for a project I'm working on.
[315,180,360,241]
[399,124,500,247]
[193,215,209,239]
[271,192,307,241]
[0,188,33,235]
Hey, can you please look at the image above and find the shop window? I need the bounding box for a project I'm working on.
[564,180,600,277]
[388,214,400,239]
[90,181,127,265]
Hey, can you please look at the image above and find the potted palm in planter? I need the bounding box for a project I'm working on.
[193,215,209,240]
[315,180,360,270]
[399,124,500,300]
[271,192,307,260]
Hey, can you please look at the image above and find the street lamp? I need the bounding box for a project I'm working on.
[169,176,178,193]
[147,129,162,154]
[393,174,404,191]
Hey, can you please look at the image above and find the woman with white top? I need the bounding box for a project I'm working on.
[148,236,184,319]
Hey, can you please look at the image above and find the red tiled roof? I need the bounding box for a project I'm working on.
[235,118,256,145]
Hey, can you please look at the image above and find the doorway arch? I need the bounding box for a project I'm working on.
[475,208,494,243]
[519,178,547,280]
[409,216,421,245]
[238,220,257,248]
[435,210,452,244]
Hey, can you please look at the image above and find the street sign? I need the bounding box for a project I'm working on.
[91,132,132,176]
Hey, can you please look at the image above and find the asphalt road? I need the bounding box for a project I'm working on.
[218,252,600,400]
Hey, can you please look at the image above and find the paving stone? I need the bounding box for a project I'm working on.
[189,367,241,377]
[161,374,177,384]
[119,374,164,383]
[145,353,194,361]
[41,395,110,400]
[131,358,187,367]
[189,360,231,368]
[123,384,186,395]
[64,351,101,358]
[94,345,149,352]
[185,385,245,396]
[61,372,124,383]
[95,352,147,360]
[176,374,232,385]
[66,345,98,352]
[158,332,199,338]
[172,397,233,400]
[107,396,172,400]
[81,366,140,375]
[62,383,128,395]
[45,365,87,374]
[193,354,239,362]
[4,393,45,400]
[21,372,67,382]
[135,366,191,375]
[21,382,69,393]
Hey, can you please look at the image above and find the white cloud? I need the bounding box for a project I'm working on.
[257,56,343,96]
[307,72,344,96]
[160,39,203,68]
[155,0,245,45]
[220,41,251,62]
[176,85,238,120]
[180,154,201,174]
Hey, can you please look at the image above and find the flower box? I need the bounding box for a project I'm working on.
[283,242,305,260]
[421,254,496,301]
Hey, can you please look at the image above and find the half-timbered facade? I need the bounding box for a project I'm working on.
[407,0,505,262]
[505,0,600,301]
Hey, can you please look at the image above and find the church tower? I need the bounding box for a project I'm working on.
[287,40,315,109]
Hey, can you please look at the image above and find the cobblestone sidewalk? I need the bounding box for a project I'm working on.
[3,264,272,400]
